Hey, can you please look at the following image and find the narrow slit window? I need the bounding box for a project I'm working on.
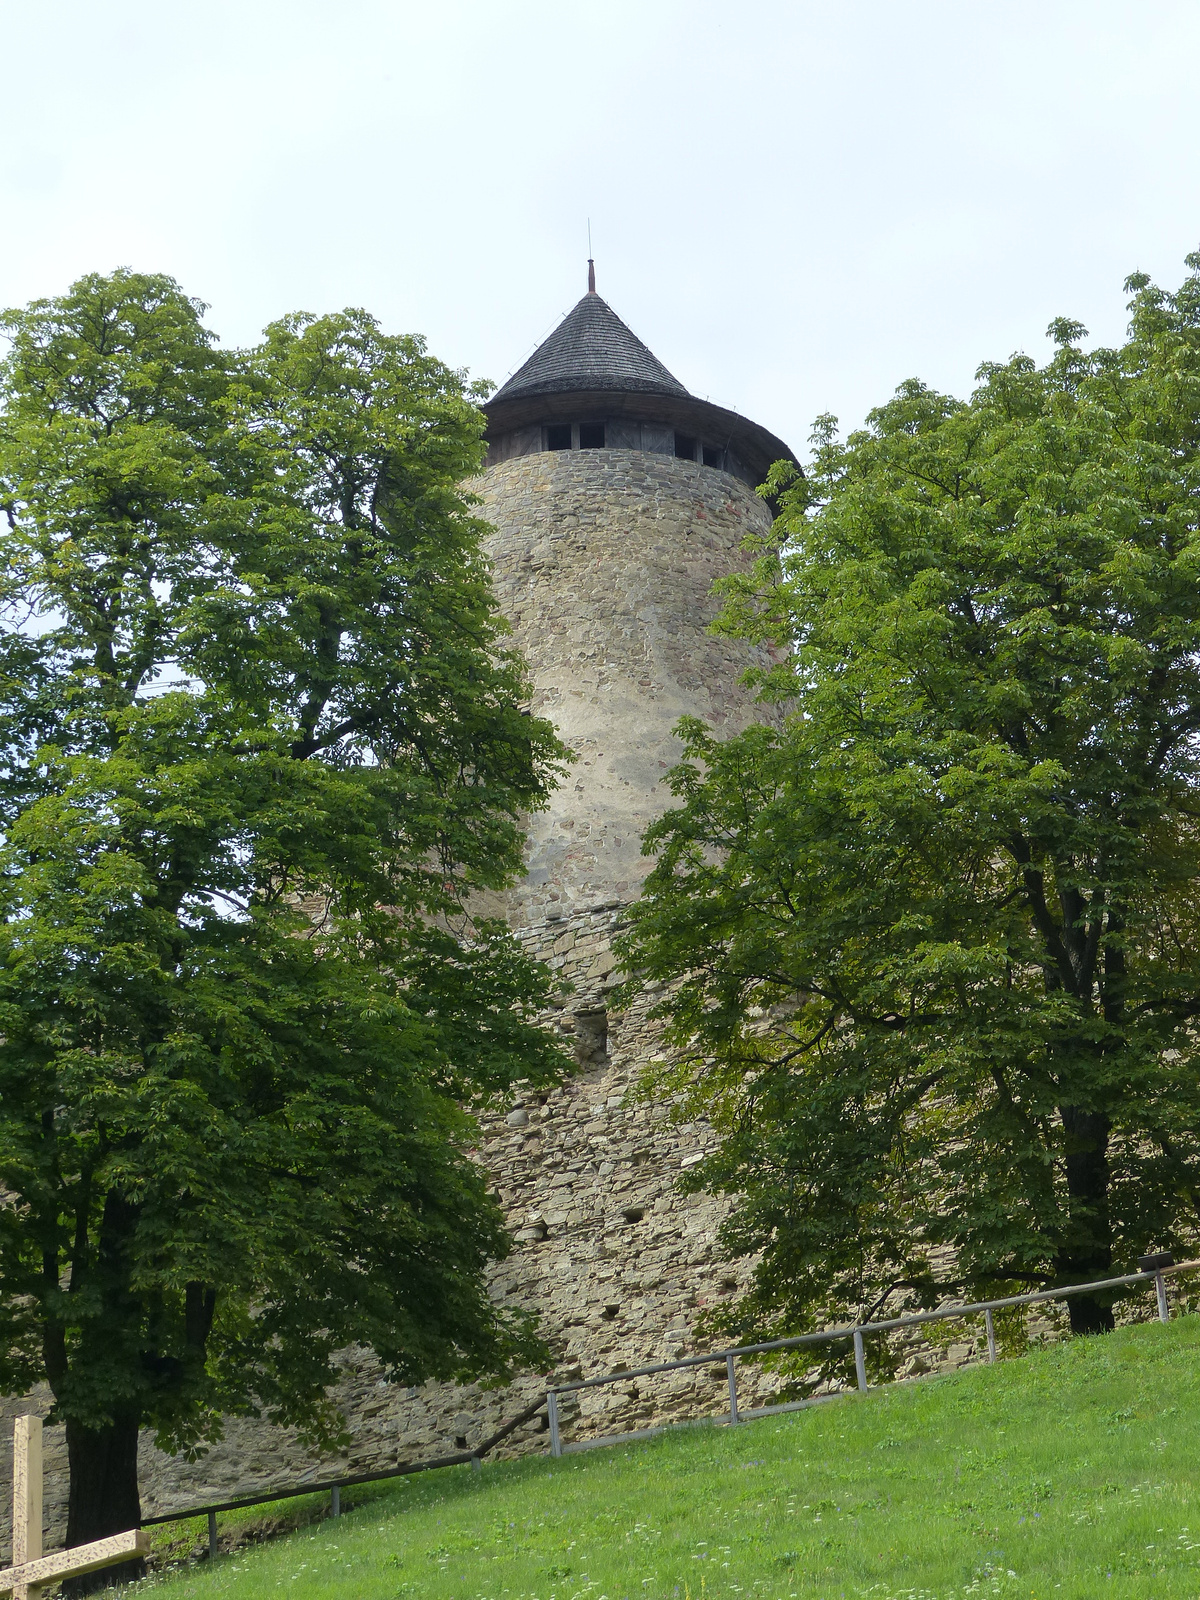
[547,424,572,451]
[674,433,697,461]
[702,445,723,468]
[579,423,605,449]
[574,1009,608,1069]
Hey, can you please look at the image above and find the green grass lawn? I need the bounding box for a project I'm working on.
[129,1316,1200,1600]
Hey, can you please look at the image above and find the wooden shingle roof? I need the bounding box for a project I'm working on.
[491,293,690,403]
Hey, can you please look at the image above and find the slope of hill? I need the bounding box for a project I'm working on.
[128,1316,1200,1600]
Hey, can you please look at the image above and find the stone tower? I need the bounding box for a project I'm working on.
[475,273,792,929]
[1,279,798,1544]
[441,273,798,1441]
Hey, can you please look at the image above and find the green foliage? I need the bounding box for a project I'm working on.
[617,253,1200,1344]
[126,1316,1200,1600]
[0,270,569,1461]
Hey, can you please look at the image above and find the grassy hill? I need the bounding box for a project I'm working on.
[127,1316,1200,1600]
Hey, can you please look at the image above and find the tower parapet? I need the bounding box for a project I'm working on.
[484,283,793,489]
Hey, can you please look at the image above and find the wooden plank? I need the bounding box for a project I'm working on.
[12,1417,42,1565]
[12,1417,42,1600]
[0,1530,148,1591]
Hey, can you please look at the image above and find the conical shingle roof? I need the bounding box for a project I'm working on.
[491,293,689,403]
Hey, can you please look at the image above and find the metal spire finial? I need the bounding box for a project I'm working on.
[588,220,595,292]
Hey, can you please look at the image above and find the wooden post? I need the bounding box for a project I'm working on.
[12,1418,41,1600]
[984,1308,997,1363]
[853,1329,868,1392]
[547,1392,562,1459]
[207,1510,218,1561]
[726,1354,739,1423]
[0,1416,148,1598]
[1156,1271,1170,1324]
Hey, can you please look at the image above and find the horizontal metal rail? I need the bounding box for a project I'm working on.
[548,1258,1200,1393]
[142,1258,1200,1529]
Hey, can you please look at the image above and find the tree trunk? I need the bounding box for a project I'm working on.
[1058,1104,1115,1335]
[62,1410,144,1596]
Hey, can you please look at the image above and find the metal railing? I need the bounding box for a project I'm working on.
[543,1256,1199,1455]
[142,1257,1199,1554]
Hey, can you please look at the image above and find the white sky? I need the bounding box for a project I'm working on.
[2,0,1199,458]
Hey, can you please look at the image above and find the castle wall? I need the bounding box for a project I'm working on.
[1,911,771,1550]
[1,452,791,1552]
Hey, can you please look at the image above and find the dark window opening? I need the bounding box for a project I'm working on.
[575,1009,609,1069]
[455,1434,468,1450]
[601,1305,621,1321]
[547,424,572,451]
[620,1206,645,1225]
[674,433,697,461]
[702,445,723,469]
[579,423,605,449]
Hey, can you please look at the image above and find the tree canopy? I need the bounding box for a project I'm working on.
[617,254,1200,1371]
[0,270,567,1564]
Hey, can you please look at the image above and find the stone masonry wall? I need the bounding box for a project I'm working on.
[2,452,785,1554]
[0,905,772,1553]
[467,450,781,927]
[0,447,1048,1557]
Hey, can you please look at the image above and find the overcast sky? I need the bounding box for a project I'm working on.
[2,1,1199,458]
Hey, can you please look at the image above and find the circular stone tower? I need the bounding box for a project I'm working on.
[475,270,793,928]
[112,278,804,1521]
[437,273,802,1446]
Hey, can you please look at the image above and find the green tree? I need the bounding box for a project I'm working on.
[0,270,567,1579]
[618,255,1200,1368]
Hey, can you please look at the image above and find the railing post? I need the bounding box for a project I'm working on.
[207,1509,218,1560]
[726,1353,739,1423]
[984,1308,997,1363]
[471,1455,481,1473]
[330,1484,340,1518]
[1156,1271,1170,1324]
[853,1327,868,1392]
[547,1390,562,1458]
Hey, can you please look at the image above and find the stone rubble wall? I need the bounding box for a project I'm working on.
[3,450,790,1552]
[0,908,1112,1556]
[130,907,781,1514]
[0,909,757,1553]
[0,448,1089,1557]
